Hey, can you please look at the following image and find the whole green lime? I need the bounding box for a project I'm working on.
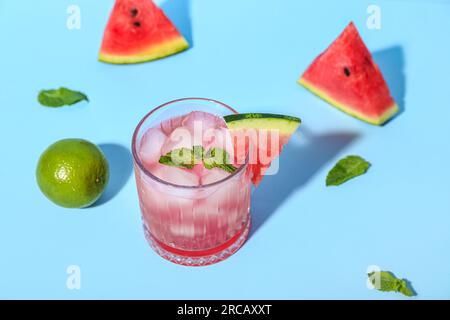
[36,139,109,208]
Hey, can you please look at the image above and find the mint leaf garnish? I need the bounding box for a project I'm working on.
[193,145,205,163]
[158,146,237,174]
[216,164,238,174]
[204,148,237,173]
[326,155,370,186]
[368,271,415,297]
[38,87,88,107]
[159,148,195,169]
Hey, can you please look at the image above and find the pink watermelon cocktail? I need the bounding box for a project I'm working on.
[132,98,252,266]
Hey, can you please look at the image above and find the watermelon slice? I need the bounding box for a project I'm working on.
[298,22,398,125]
[99,0,189,64]
[224,113,301,186]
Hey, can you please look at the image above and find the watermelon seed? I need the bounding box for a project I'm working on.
[343,67,351,77]
[133,21,141,27]
[130,8,138,17]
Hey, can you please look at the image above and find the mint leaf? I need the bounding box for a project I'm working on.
[216,164,238,174]
[203,148,237,173]
[158,146,237,173]
[193,145,205,164]
[38,87,88,107]
[368,271,416,297]
[399,284,415,297]
[326,155,370,186]
[159,148,195,169]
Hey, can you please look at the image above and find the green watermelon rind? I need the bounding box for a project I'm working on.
[99,36,189,64]
[298,77,399,126]
[224,113,301,136]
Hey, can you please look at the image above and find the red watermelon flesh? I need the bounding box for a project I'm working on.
[99,0,188,64]
[230,131,289,186]
[224,114,301,186]
[299,22,398,125]
[247,132,291,186]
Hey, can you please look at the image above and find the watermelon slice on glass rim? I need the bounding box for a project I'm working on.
[298,22,399,125]
[224,113,301,186]
[99,0,189,64]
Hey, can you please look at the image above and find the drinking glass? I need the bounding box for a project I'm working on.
[132,98,251,266]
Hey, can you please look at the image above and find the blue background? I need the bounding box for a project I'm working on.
[0,0,449,299]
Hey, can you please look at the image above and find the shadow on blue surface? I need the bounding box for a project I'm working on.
[373,46,406,121]
[250,127,359,236]
[93,143,133,207]
[161,0,193,47]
